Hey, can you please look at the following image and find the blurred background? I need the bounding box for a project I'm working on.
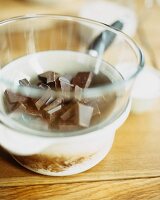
[0,0,159,69]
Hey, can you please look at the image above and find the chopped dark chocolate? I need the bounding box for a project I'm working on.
[82,98,101,116]
[60,103,76,121]
[74,85,83,101]
[59,76,71,85]
[25,100,42,117]
[43,104,62,124]
[4,90,28,104]
[59,78,71,100]
[14,103,27,113]
[43,97,63,112]
[38,71,59,84]
[71,72,93,88]
[47,104,62,115]
[42,98,63,123]
[35,90,55,110]
[44,105,62,122]
[4,69,114,132]
[45,95,55,105]
[77,103,93,127]
[61,102,94,127]
[38,82,50,90]
[4,97,20,113]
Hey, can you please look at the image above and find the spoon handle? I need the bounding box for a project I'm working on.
[88,20,123,55]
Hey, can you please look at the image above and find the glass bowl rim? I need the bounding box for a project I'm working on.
[0,14,144,137]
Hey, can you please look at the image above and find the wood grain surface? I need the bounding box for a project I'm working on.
[0,0,160,199]
[1,177,160,200]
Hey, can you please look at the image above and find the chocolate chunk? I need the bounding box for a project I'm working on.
[43,105,62,123]
[38,71,59,84]
[12,100,41,117]
[60,102,93,127]
[14,103,27,114]
[4,90,28,104]
[59,75,72,84]
[45,95,55,105]
[36,83,54,105]
[4,90,30,113]
[71,72,93,88]
[75,85,83,101]
[25,100,41,117]
[59,76,71,85]
[35,90,55,110]
[14,103,27,113]
[60,103,76,121]
[59,76,72,100]
[43,97,63,112]
[45,104,62,124]
[77,103,93,127]
[47,104,62,115]
[19,79,30,86]
[83,99,101,116]
[53,78,60,90]
[38,82,50,90]
[4,97,20,113]
[42,97,63,123]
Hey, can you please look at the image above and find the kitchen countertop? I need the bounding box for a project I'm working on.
[0,1,160,199]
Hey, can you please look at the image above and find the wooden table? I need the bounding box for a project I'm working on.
[0,1,160,199]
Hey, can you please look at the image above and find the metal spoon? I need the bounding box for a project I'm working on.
[88,20,123,57]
